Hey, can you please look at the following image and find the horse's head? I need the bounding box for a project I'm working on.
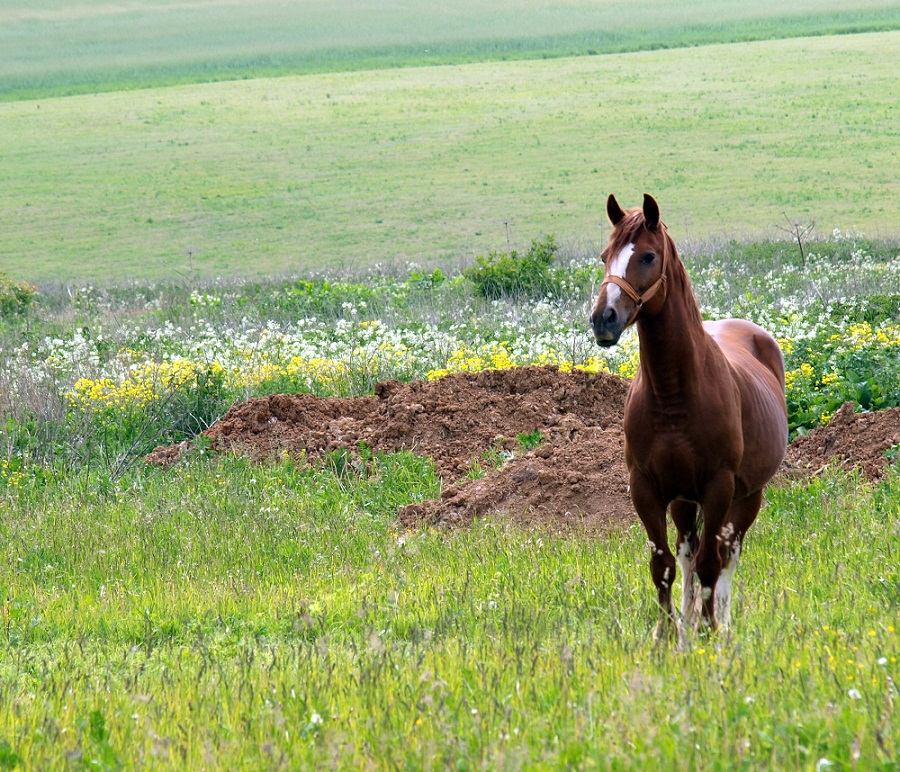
[590,193,670,347]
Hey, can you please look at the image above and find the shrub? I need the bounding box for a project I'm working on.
[0,272,38,317]
[464,235,560,300]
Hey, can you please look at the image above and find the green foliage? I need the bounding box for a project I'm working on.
[0,273,37,318]
[282,279,379,318]
[63,361,232,475]
[464,235,560,300]
[0,740,21,770]
[784,317,900,435]
[827,293,900,326]
[77,710,121,770]
[163,362,231,440]
[405,267,446,290]
[465,445,512,480]
[516,429,544,451]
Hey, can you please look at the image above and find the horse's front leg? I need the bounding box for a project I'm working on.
[630,472,679,642]
[670,500,699,625]
[694,471,736,630]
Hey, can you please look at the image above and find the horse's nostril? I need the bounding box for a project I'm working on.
[603,307,617,325]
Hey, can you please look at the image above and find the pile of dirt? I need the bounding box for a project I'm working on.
[784,402,900,481]
[189,367,630,479]
[147,366,633,530]
[146,368,900,531]
[397,425,630,531]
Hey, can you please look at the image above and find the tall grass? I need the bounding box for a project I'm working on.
[0,453,897,767]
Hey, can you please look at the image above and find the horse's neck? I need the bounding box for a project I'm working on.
[636,288,710,399]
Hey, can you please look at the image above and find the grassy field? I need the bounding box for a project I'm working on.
[3,0,898,100]
[2,31,899,284]
[1,6,899,768]
[1,450,898,767]
[1,176,899,772]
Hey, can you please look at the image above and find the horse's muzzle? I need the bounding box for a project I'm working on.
[590,306,625,347]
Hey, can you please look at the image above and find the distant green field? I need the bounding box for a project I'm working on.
[2,0,898,100]
[2,31,897,283]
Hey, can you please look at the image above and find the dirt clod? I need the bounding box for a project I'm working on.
[784,401,900,481]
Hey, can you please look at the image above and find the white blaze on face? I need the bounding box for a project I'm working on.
[604,242,634,305]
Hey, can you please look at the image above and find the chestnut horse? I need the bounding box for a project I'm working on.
[590,194,787,639]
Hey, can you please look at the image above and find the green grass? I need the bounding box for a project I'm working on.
[1,455,897,768]
[3,0,898,101]
[0,226,897,768]
[2,31,898,283]
[1,10,899,766]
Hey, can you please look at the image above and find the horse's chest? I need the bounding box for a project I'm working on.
[623,401,741,488]
[628,430,701,473]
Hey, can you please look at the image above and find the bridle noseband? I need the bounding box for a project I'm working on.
[601,226,669,310]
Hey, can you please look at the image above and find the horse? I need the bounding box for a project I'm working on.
[589,193,787,640]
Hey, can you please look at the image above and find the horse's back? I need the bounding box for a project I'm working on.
[704,319,788,488]
[704,319,784,385]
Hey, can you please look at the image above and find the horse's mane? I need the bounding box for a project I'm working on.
[608,208,703,327]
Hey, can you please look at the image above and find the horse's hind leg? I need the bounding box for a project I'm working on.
[715,489,764,629]
[695,472,736,629]
[670,501,699,624]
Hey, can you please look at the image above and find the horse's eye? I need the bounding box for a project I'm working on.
[640,252,656,265]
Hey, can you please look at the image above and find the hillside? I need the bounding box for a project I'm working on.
[2,31,898,283]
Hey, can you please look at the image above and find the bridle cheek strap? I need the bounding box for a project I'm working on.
[600,227,669,310]
[602,273,666,308]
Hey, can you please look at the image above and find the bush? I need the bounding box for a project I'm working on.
[464,235,560,300]
[0,272,38,317]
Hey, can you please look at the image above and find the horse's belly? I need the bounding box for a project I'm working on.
[705,318,788,490]
[736,384,788,491]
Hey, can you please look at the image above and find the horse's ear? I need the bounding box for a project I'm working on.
[642,193,660,231]
[607,194,626,226]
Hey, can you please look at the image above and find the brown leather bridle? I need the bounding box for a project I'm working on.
[601,225,669,310]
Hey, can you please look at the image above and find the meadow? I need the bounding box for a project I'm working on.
[1,30,899,283]
[2,3,900,767]
[2,229,900,767]
[3,0,898,100]
[0,457,897,768]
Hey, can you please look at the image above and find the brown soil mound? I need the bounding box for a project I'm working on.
[397,426,630,531]
[189,366,629,479]
[784,401,900,481]
[145,369,900,531]
[146,366,633,530]
[198,391,382,462]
